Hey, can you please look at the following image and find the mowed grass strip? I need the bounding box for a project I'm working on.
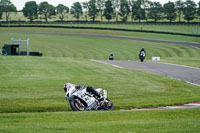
[0,57,200,113]
[0,109,200,133]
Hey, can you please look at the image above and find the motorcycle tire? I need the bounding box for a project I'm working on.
[70,99,86,111]
[140,56,145,62]
[102,98,114,110]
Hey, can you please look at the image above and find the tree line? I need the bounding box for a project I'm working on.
[0,0,200,23]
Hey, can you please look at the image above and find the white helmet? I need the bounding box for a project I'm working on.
[64,83,73,92]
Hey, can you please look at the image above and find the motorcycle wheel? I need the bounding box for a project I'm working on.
[140,57,144,62]
[70,99,85,111]
[101,98,114,110]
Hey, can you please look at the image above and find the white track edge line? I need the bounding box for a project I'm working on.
[153,61,200,70]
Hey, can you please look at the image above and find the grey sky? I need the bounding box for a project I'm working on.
[10,0,200,10]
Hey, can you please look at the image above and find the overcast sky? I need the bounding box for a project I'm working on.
[10,0,200,10]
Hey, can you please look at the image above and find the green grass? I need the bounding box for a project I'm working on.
[1,27,200,44]
[40,24,200,35]
[1,12,200,35]
[161,57,200,68]
[1,27,200,67]
[0,56,200,113]
[0,27,200,132]
[0,109,200,133]
[2,23,200,35]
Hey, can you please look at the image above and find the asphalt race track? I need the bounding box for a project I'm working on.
[97,60,200,86]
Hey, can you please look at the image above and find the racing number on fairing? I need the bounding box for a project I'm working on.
[80,93,86,98]
[84,97,89,101]
[80,93,89,102]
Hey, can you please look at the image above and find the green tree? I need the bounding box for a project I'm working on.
[164,1,177,22]
[104,0,113,21]
[175,0,184,22]
[38,2,55,22]
[119,0,130,22]
[56,4,69,21]
[97,0,105,21]
[129,0,146,22]
[0,0,2,19]
[0,0,17,22]
[111,0,120,21]
[70,2,83,21]
[83,1,89,21]
[143,0,152,22]
[22,1,38,22]
[183,0,197,22]
[129,0,137,21]
[0,8,2,19]
[88,0,99,21]
[197,1,200,20]
[148,2,163,22]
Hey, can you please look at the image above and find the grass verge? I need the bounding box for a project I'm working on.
[0,109,200,133]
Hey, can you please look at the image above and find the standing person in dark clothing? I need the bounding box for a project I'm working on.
[139,48,146,62]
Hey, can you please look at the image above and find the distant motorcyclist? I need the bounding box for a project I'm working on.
[64,83,101,98]
[109,53,114,60]
[139,48,146,62]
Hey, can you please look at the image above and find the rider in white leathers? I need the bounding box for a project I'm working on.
[64,83,101,98]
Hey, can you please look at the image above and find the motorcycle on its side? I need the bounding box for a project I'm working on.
[64,83,114,111]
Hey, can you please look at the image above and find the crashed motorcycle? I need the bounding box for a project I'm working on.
[64,83,114,111]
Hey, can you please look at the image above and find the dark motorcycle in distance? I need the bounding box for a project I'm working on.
[139,49,146,62]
